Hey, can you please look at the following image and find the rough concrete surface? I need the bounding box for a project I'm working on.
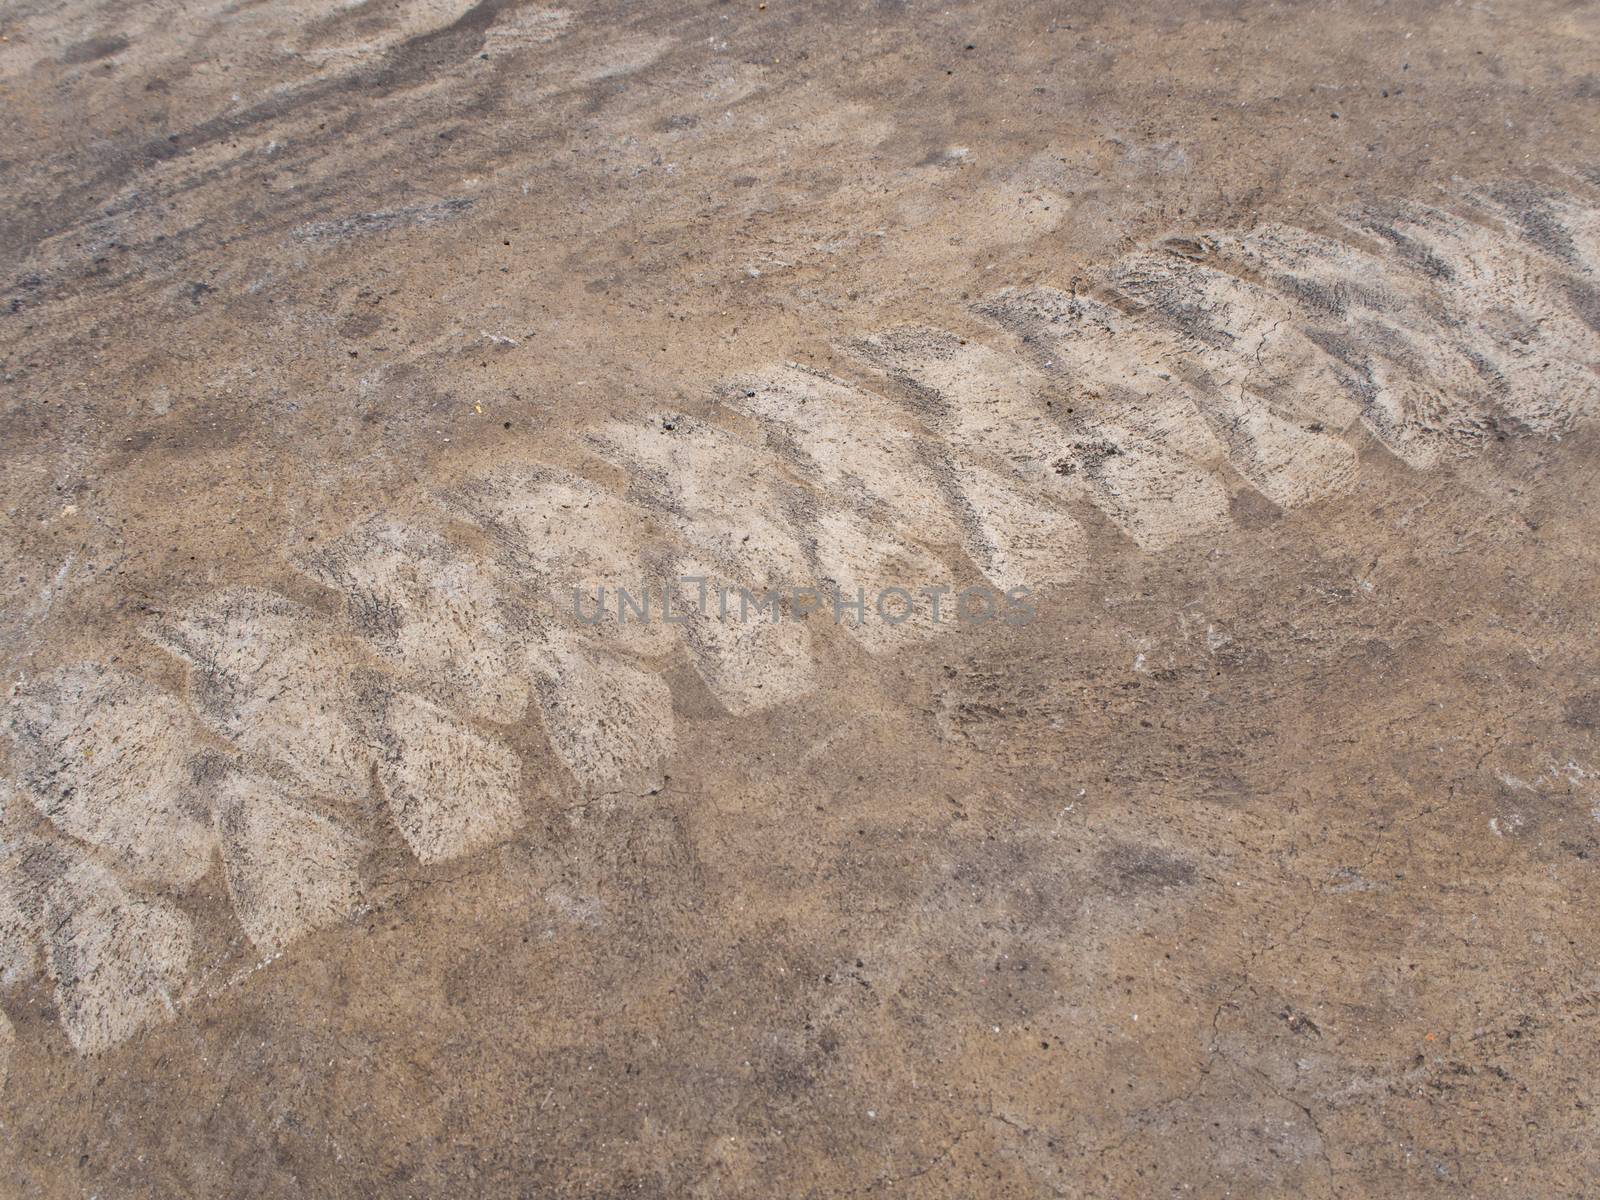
[2,0,1599,1195]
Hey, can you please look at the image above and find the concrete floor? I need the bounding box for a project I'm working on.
[2,0,1599,1194]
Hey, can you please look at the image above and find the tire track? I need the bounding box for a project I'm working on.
[1,179,1594,1058]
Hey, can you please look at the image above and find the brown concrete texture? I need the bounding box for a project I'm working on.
[2,0,1600,1195]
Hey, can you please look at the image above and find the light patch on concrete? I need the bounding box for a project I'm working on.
[532,635,676,794]
[949,460,1083,590]
[1059,426,1233,551]
[485,6,573,51]
[588,416,812,585]
[376,692,525,865]
[1348,203,1600,436]
[727,364,964,549]
[43,859,193,1055]
[1192,223,1500,467]
[442,465,680,657]
[300,519,532,723]
[0,879,37,992]
[811,510,948,653]
[147,588,377,802]
[980,282,1358,510]
[585,419,821,712]
[0,787,43,992]
[1203,392,1360,509]
[675,565,820,714]
[213,770,367,952]
[851,327,1070,486]
[0,1006,12,1091]
[975,288,1231,464]
[1107,252,1367,435]
[4,665,215,885]
[849,325,1233,548]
